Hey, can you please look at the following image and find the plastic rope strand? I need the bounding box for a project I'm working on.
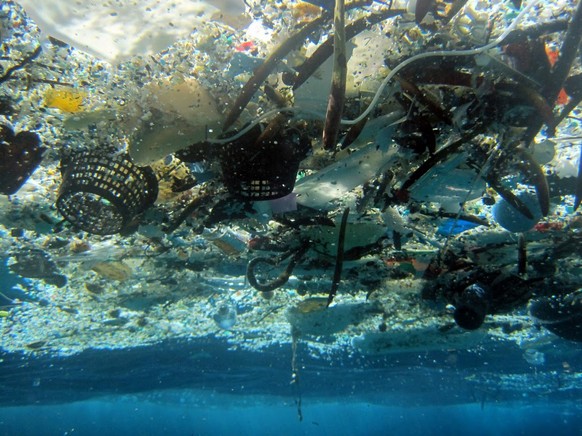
[341,0,541,126]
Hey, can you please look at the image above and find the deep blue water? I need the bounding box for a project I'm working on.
[1,398,580,436]
[0,336,581,435]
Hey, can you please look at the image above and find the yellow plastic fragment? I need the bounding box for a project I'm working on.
[44,87,87,113]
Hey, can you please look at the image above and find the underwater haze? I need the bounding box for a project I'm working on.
[1,0,582,434]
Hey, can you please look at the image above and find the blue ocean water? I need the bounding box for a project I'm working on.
[1,398,580,436]
[0,335,580,435]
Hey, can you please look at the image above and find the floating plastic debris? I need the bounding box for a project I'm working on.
[453,283,490,330]
[43,87,86,113]
[294,130,401,210]
[220,124,310,200]
[0,124,45,195]
[529,290,582,342]
[523,348,546,366]
[128,77,223,164]
[436,218,480,236]
[8,248,67,288]
[292,297,328,314]
[90,261,133,282]
[56,151,158,235]
[203,226,250,256]
[227,52,265,78]
[492,190,543,232]
[213,303,237,330]
[14,0,248,63]
[0,0,580,383]
[234,41,256,53]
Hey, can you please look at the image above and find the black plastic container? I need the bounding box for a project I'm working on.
[56,151,158,235]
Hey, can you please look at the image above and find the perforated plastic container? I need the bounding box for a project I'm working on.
[56,151,158,235]
[220,128,308,200]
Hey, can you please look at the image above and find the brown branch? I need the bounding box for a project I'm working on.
[543,2,582,104]
[293,9,405,90]
[322,0,347,151]
[222,14,329,131]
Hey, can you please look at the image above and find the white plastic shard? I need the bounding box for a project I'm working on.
[409,153,486,212]
[294,112,404,211]
[294,141,400,210]
[15,0,247,64]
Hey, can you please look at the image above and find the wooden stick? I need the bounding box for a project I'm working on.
[222,14,329,131]
[543,0,582,104]
[525,1,582,142]
[322,0,347,151]
[292,9,405,90]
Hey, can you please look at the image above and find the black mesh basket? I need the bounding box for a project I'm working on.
[56,151,158,235]
[220,128,308,201]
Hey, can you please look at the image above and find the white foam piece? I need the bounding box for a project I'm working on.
[15,0,246,64]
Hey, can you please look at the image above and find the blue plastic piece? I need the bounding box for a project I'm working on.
[437,218,480,236]
[492,191,542,232]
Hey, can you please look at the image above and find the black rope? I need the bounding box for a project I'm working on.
[327,207,349,307]
[0,45,42,84]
